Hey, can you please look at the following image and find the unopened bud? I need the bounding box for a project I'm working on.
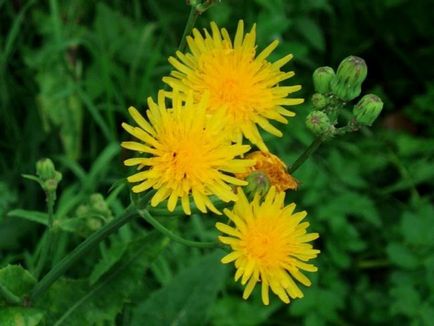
[330,56,367,101]
[90,193,112,218]
[353,94,383,126]
[36,158,56,180]
[311,93,328,109]
[245,171,270,199]
[313,66,335,94]
[306,111,335,137]
[36,158,62,192]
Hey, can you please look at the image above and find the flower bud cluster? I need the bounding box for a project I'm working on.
[307,55,383,138]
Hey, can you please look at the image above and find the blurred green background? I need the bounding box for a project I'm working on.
[1,0,434,325]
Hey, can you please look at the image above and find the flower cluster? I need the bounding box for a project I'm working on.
[121,20,319,305]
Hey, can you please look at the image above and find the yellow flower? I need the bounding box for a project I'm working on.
[121,91,254,215]
[216,187,320,305]
[237,151,299,192]
[163,20,304,152]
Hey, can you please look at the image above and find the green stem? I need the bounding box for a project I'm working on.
[357,259,390,269]
[138,209,219,249]
[178,5,199,53]
[0,282,22,305]
[30,207,137,303]
[35,192,55,278]
[289,136,323,174]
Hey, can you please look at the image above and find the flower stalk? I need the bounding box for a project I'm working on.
[178,1,217,52]
[138,209,220,249]
[34,191,55,278]
[289,136,324,174]
[30,206,137,303]
[178,5,198,52]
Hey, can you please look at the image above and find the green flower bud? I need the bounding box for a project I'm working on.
[313,66,335,94]
[330,56,367,101]
[36,158,62,193]
[36,158,56,180]
[90,193,104,206]
[311,93,328,110]
[87,218,103,231]
[76,204,89,218]
[90,193,112,219]
[245,171,270,199]
[353,94,384,126]
[306,111,335,137]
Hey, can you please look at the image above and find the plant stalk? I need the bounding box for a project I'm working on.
[35,192,55,278]
[139,209,219,249]
[178,5,199,53]
[30,207,137,303]
[289,136,323,174]
[357,259,390,269]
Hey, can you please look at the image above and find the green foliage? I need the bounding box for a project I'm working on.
[0,0,433,325]
[36,231,168,325]
[131,251,227,325]
[0,265,36,304]
[0,307,44,326]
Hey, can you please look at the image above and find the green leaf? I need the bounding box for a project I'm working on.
[319,191,381,226]
[401,204,434,246]
[131,251,227,326]
[386,243,419,269]
[0,182,17,219]
[295,17,325,52]
[7,209,48,226]
[210,295,281,326]
[86,143,120,190]
[89,239,127,285]
[0,265,36,304]
[0,307,44,326]
[37,231,168,325]
[390,284,420,317]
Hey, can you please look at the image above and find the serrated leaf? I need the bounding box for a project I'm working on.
[320,191,381,226]
[0,265,36,304]
[37,231,168,325]
[89,239,127,285]
[390,284,420,317]
[386,243,419,269]
[0,307,44,326]
[131,251,227,326]
[7,209,48,226]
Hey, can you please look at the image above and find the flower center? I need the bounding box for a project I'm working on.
[157,133,213,186]
[199,50,257,120]
[243,222,286,267]
[214,77,246,107]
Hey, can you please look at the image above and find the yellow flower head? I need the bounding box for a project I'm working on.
[121,91,254,215]
[237,151,299,192]
[216,187,320,305]
[163,20,304,152]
